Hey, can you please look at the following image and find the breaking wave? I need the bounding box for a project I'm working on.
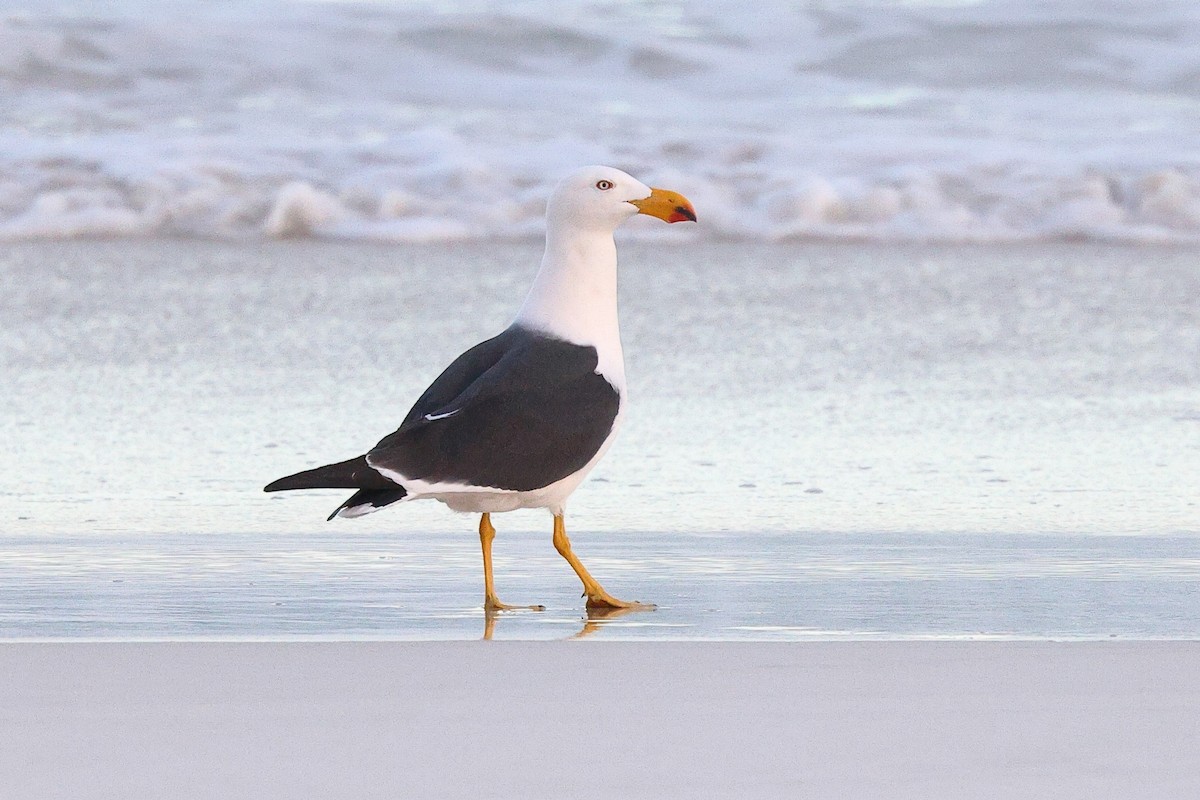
[2,0,1199,243]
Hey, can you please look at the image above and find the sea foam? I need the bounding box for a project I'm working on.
[1,0,1199,243]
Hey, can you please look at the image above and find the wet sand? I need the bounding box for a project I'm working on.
[3,528,1198,640]
[4,641,1198,799]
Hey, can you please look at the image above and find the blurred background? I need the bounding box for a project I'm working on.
[2,0,1199,243]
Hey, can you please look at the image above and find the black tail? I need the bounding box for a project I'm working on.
[326,487,410,521]
[263,455,397,492]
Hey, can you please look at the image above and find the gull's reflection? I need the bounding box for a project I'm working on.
[570,605,648,639]
[482,608,500,640]
[482,604,654,640]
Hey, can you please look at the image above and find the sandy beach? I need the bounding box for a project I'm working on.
[4,641,1198,799]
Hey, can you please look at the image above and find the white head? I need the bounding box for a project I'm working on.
[546,165,696,233]
[516,165,695,362]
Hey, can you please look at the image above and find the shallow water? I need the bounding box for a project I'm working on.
[1,240,1198,639]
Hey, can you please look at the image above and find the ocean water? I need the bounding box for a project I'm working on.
[1,240,1197,640]
[2,0,1200,243]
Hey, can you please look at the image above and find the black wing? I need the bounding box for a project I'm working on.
[397,327,519,427]
[368,325,620,492]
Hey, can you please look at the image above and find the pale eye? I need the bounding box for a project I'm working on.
[595,180,614,191]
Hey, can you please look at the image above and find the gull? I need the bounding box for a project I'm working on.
[265,166,696,611]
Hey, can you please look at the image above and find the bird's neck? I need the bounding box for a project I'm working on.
[514,226,625,387]
[516,228,620,342]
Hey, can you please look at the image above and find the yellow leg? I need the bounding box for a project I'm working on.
[552,514,654,610]
[479,513,544,612]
